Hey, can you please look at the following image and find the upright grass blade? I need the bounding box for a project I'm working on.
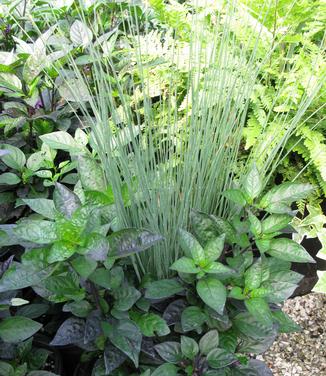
[10,0,325,277]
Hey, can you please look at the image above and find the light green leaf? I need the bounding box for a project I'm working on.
[223,189,247,206]
[0,144,26,170]
[204,234,225,262]
[260,183,314,209]
[261,214,292,234]
[244,298,273,327]
[70,20,93,47]
[0,361,14,376]
[199,330,219,355]
[130,311,170,337]
[0,172,21,185]
[196,277,226,315]
[40,131,81,153]
[22,198,55,220]
[268,238,315,263]
[14,220,57,244]
[58,77,91,102]
[170,257,200,274]
[312,270,326,293]
[0,316,42,343]
[151,364,179,376]
[202,262,235,277]
[47,241,76,263]
[248,212,262,237]
[244,165,262,200]
[71,256,97,279]
[178,229,205,263]
[272,310,301,333]
[77,154,107,192]
[244,258,263,290]
[181,336,199,360]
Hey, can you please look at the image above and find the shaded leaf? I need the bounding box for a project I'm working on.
[181,306,207,332]
[50,317,85,346]
[0,316,42,343]
[53,183,81,219]
[154,342,182,363]
[145,279,184,299]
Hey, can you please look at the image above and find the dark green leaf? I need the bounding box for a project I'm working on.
[272,310,301,333]
[17,304,49,319]
[130,311,170,337]
[113,285,141,311]
[108,320,142,367]
[199,330,219,355]
[181,336,199,360]
[196,277,226,315]
[207,348,236,369]
[0,316,42,343]
[103,344,127,375]
[145,279,184,299]
[268,238,315,263]
[154,341,182,363]
[0,264,53,292]
[53,183,81,219]
[63,300,92,318]
[50,317,85,346]
[181,306,207,332]
[163,299,187,326]
[219,330,238,353]
[89,267,123,290]
[71,256,97,279]
[28,371,60,376]
[108,229,163,257]
[0,360,14,376]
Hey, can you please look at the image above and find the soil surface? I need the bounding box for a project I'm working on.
[259,293,326,375]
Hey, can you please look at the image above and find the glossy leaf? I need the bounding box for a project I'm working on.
[108,229,163,258]
[196,277,226,315]
[204,234,225,262]
[145,279,184,299]
[268,238,315,263]
[260,182,313,209]
[53,183,81,219]
[0,172,21,185]
[181,306,207,332]
[223,189,247,206]
[244,298,273,327]
[107,320,142,367]
[0,144,26,170]
[14,220,57,244]
[130,312,170,337]
[170,257,200,274]
[40,131,81,153]
[47,241,76,263]
[181,336,199,360]
[244,258,263,290]
[0,316,42,343]
[207,348,236,369]
[151,364,179,376]
[154,341,182,363]
[199,330,219,355]
[163,299,187,326]
[243,165,262,200]
[77,155,106,192]
[261,214,292,234]
[179,228,206,263]
[50,317,85,346]
[113,285,141,311]
[22,199,55,220]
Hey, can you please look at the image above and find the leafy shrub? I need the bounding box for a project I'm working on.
[0,166,316,375]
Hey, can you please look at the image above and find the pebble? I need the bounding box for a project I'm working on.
[259,293,326,375]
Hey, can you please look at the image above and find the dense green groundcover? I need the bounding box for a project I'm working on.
[0,0,325,375]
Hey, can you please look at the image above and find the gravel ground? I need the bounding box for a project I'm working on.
[259,293,326,375]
